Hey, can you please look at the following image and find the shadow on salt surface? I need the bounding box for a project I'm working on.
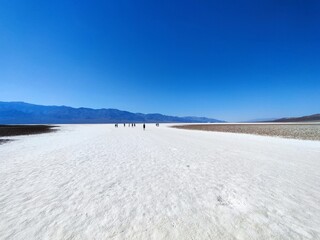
[0,139,12,145]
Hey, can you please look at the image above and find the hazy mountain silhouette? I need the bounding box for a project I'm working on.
[273,114,320,122]
[0,101,224,124]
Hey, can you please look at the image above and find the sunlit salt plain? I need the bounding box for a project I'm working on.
[0,124,320,240]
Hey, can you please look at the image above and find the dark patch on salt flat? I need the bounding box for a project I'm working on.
[0,139,13,145]
[0,125,58,137]
[0,125,58,145]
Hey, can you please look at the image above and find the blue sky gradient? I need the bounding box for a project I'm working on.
[1,0,320,121]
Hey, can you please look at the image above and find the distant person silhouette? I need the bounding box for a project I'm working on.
[143,123,145,130]
[124,123,125,127]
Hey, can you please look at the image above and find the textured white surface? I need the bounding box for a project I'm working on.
[0,124,320,239]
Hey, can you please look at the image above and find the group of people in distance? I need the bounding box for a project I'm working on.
[114,123,160,130]
[114,123,136,127]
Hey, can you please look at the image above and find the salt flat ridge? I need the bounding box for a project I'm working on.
[0,124,320,239]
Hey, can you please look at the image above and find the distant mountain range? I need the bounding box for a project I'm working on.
[272,114,320,122]
[0,101,224,124]
[244,118,277,123]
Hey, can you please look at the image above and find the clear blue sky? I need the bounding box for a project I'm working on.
[1,0,319,121]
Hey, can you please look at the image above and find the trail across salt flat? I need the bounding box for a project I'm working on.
[0,124,320,240]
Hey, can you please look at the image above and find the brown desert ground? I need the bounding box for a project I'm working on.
[173,123,320,141]
[0,125,57,144]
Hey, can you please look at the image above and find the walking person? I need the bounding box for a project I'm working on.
[143,123,145,131]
